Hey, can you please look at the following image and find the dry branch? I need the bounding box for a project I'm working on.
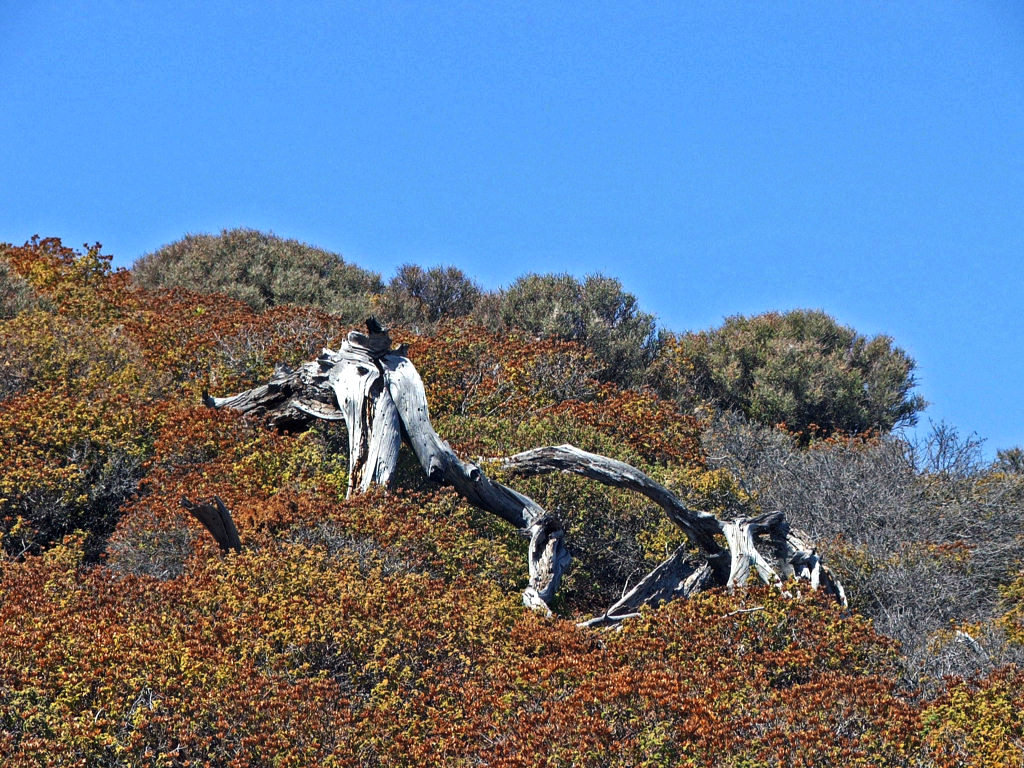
[204,319,845,621]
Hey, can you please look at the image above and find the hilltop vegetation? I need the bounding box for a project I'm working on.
[0,233,1022,766]
[653,309,926,440]
[138,228,925,412]
[133,228,385,321]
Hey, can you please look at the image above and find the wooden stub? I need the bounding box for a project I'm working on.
[181,496,242,553]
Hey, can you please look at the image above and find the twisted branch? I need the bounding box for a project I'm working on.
[205,320,845,622]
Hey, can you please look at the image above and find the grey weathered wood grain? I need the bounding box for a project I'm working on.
[497,444,724,554]
[206,319,846,621]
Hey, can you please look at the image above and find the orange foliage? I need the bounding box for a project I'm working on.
[0,237,1016,765]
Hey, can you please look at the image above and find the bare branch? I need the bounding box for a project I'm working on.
[205,319,846,622]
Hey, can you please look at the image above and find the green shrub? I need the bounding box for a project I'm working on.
[132,228,383,321]
[996,447,1024,474]
[375,263,481,330]
[654,309,926,438]
[500,273,659,386]
[0,257,41,318]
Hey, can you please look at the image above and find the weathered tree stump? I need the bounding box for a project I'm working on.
[181,496,242,553]
[206,319,845,622]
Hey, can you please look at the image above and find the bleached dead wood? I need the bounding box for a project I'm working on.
[205,319,845,621]
[497,444,847,620]
[206,320,570,609]
[577,552,716,628]
[496,445,724,555]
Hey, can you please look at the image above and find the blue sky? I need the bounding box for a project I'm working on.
[2,1,1022,455]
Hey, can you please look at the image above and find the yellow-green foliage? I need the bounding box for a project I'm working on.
[0,534,922,767]
[921,669,1024,768]
[998,568,1024,648]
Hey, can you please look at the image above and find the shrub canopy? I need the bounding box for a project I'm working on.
[133,228,383,321]
[655,309,926,439]
[500,273,659,386]
[1,237,1024,767]
[375,263,481,329]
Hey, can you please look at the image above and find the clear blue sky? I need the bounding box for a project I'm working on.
[3,1,1022,456]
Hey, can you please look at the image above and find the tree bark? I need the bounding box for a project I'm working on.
[205,320,845,621]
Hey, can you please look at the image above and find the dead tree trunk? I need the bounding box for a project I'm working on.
[205,320,845,622]
[181,496,242,553]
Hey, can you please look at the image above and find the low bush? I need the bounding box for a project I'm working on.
[133,228,383,321]
[653,309,926,440]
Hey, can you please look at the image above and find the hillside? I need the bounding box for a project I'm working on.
[0,235,1022,766]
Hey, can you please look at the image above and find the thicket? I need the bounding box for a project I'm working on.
[0,259,40,318]
[374,263,483,330]
[131,231,657,387]
[653,310,927,440]
[1,235,1021,766]
[133,231,930,432]
[133,228,384,322]
[702,414,1024,687]
[498,273,661,386]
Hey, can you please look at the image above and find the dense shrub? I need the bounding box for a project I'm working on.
[0,536,925,767]
[396,320,705,613]
[922,667,1024,768]
[4,234,1024,765]
[0,389,152,561]
[500,272,660,386]
[374,263,481,330]
[134,234,666,389]
[0,238,353,560]
[996,446,1024,474]
[133,228,383,321]
[0,258,40,318]
[406,320,601,421]
[0,239,155,558]
[654,309,926,440]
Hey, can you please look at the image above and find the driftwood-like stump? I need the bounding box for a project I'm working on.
[206,320,845,622]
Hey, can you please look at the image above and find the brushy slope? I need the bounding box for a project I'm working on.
[0,236,1022,767]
